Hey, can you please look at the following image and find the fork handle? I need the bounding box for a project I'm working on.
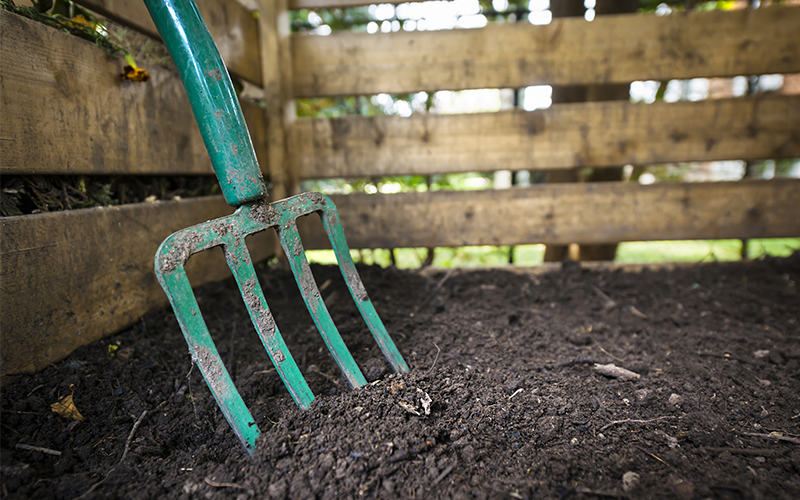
[143,0,266,207]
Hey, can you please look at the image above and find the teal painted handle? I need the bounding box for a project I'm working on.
[143,0,265,206]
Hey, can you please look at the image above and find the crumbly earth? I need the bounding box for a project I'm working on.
[2,255,799,499]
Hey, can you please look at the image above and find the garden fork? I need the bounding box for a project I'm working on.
[144,0,409,455]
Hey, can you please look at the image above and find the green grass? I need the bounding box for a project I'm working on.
[305,239,799,268]
[616,238,800,263]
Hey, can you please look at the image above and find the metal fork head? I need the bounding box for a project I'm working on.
[154,192,409,455]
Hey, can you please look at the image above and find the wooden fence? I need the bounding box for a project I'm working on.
[2,1,799,380]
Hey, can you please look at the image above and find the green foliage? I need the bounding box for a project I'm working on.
[1,0,127,58]
[291,6,372,32]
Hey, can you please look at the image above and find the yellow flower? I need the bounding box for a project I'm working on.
[121,65,150,82]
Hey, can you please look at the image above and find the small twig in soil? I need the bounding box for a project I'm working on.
[0,423,21,436]
[307,366,341,385]
[629,305,648,319]
[204,477,254,495]
[15,443,62,456]
[696,352,762,366]
[592,286,616,309]
[186,364,200,423]
[508,388,524,400]
[636,446,671,467]
[556,357,595,368]
[597,345,625,363]
[25,384,45,398]
[415,268,456,313]
[430,463,455,487]
[0,410,48,416]
[75,402,165,500]
[120,407,153,463]
[425,342,441,376]
[741,432,800,445]
[600,416,677,431]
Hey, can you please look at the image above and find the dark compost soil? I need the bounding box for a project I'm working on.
[2,255,800,499]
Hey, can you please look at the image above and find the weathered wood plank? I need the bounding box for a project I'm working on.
[259,0,300,200]
[295,180,800,249]
[291,95,800,178]
[72,0,262,85]
[0,11,266,176]
[0,197,276,380]
[291,6,800,97]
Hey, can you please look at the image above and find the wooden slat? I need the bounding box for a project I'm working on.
[291,95,800,178]
[291,6,800,97]
[0,11,266,176]
[294,180,800,249]
[0,197,276,380]
[72,0,262,85]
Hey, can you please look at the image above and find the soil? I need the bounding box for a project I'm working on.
[2,255,800,499]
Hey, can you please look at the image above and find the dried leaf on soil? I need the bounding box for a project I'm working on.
[50,389,85,422]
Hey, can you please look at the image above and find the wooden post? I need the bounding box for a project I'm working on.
[544,0,636,262]
[258,0,298,265]
[258,0,298,201]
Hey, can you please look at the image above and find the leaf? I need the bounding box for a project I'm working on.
[51,390,86,422]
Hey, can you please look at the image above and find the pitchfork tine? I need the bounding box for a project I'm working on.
[279,222,368,388]
[224,234,314,407]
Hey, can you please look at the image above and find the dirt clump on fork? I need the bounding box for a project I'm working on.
[2,255,800,499]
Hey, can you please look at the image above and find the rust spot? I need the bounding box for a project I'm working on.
[205,68,223,81]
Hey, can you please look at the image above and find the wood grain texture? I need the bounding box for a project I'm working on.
[259,0,300,200]
[72,0,262,84]
[291,6,800,97]
[291,95,800,178]
[294,180,800,249]
[0,11,265,176]
[0,197,276,380]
